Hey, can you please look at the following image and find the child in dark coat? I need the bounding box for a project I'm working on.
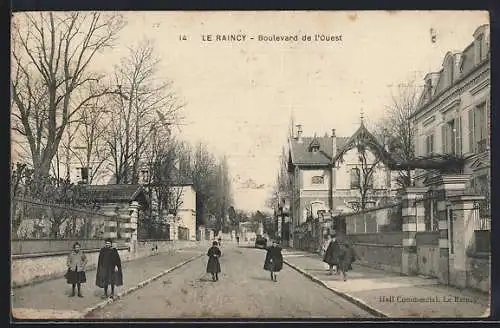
[263,240,283,282]
[206,241,222,281]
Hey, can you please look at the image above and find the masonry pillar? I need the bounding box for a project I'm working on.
[401,187,428,275]
[448,195,485,288]
[425,174,470,285]
[127,201,140,253]
[101,204,118,240]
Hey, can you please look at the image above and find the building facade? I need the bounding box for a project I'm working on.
[413,24,490,195]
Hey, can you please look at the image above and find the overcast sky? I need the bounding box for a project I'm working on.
[16,11,489,212]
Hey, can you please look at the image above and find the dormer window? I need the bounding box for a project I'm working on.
[446,57,454,85]
[309,137,321,152]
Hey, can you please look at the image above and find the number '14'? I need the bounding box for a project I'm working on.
[179,35,187,41]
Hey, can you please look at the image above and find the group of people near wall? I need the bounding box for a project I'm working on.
[65,238,123,298]
[321,234,358,281]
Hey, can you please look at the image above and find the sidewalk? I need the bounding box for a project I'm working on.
[282,249,490,318]
[11,246,207,320]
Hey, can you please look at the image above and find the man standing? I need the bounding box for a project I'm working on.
[96,239,123,299]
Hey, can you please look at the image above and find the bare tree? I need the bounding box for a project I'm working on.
[349,144,383,212]
[375,80,420,188]
[11,12,126,179]
[106,39,184,184]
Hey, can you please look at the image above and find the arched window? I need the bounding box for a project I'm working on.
[311,176,324,184]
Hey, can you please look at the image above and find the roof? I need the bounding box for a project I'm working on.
[333,122,393,165]
[83,184,148,203]
[289,136,331,166]
[413,25,489,118]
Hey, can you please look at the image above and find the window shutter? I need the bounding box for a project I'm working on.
[468,109,474,153]
[457,117,462,155]
[441,125,447,154]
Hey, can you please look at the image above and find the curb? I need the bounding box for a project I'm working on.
[80,253,204,318]
[283,259,389,318]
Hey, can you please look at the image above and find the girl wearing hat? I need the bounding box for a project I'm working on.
[206,241,222,281]
[65,242,88,297]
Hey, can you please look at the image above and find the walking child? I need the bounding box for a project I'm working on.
[206,241,222,281]
[263,240,283,282]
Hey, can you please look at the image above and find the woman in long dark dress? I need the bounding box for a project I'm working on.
[65,242,88,297]
[323,234,341,275]
[206,241,222,281]
[337,241,358,281]
[263,240,283,282]
[95,239,123,298]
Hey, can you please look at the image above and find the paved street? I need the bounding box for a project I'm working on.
[86,244,373,319]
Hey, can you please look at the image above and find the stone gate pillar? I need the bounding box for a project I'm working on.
[401,187,428,275]
[448,195,485,288]
[425,174,470,284]
[128,201,140,253]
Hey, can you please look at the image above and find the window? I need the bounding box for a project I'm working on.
[425,134,434,154]
[476,34,484,62]
[366,174,374,189]
[442,120,457,155]
[469,103,488,153]
[442,117,462,155]
[311,176,324,185]
[350,168,360,189]
[447,58,454,85]
[78,167,91,184]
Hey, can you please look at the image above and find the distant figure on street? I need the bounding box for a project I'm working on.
[218,237,222,247]
[323,234,341,275]
[96,238,123,299]
[337,240,358,281]
[263,240,283,282]
[236,235,240,245]
[65,242,88,297]
[207,241,222,281]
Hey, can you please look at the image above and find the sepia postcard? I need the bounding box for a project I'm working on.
[10,10,491,321]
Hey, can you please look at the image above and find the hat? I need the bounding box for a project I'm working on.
[105,238,113,243]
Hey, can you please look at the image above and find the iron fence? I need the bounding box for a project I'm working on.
[11,197,119,241]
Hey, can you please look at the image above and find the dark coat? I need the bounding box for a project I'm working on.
[323,239,341,266]
[206,246,221,274]
[337,243,357,272]
[95,246,123,288]
[263,246,283,272]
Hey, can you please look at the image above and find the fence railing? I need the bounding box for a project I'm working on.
[11,197,119,241]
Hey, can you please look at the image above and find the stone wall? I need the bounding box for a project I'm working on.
[11,240,205,288]
[349,232,403,273]
[466,253,490,293]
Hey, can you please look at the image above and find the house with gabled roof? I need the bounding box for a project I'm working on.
[286,120,397,247]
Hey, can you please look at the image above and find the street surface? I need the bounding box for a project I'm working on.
[86,244,373,318]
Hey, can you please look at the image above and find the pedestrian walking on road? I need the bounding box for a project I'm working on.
[337,240,358,281]
[323,234,341,275]
[65,242,88,298]
[207,241,222,281]
[96,239,123,299]
[263,240,283,282]
[236,235,240,246]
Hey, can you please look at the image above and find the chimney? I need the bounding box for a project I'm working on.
[296,124,303,143]
[331,129,337,159]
